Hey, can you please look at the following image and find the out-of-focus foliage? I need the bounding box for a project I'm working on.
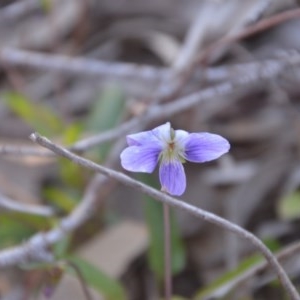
[3,92,64,136]
[194,254,262,299]
[0,212,53,247]
[1,87,132,298]
[39,0,52,12]
[67,256,127,300]
[84,84,125,161]
[277,191,300,221]
[43,187,77,213]
[194,239,281,299]
[0,214,35,247]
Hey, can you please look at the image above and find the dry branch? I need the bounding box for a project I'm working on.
[0,47,169,84]
[0,192,54,217]
[0,0,41,22]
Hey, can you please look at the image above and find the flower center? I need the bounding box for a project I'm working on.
[161,139,185,163]
[168,142,175,150]
[166,142,176,158]
[157,127,186,163]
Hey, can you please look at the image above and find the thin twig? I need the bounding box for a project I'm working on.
[173,8,207,72]
[64,51,300,152]
[0,51,300,158]
[172,0,272,71]
[197,7,300,65]
[0,47,169,84]
[175,7,300,96]
[0,0,41,22]
[201,241,300,299]
[0,192,54,217]
[0,144,53,157]
[1,51,300,159]
[1,47,299,93]
[25,133,299,300]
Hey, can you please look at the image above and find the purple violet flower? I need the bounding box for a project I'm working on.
[120,122,230,196]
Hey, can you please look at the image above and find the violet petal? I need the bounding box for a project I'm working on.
[127,122,171,146]
[120,145,161,173]
[159,160,186,196]
[152,122,171,141]
[174,129,189,141]
[127,130,156,146]
[184,133,230,163]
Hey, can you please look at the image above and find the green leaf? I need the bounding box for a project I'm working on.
[277,191,300,220]
[39,0,52,12]
[140,174,186,280]
[62,122,84,145]
[263,238,281,252]
[3,92,64,136]
[0,214,34,248]
[67,256,127,300]
[85,84,125,160]
[0,212,53,248]
[194,254,262,299]
[58,157,86,188]
[194,237,281,300]
[57,123,86,188]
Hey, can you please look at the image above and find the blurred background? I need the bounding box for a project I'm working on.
[1,0,300,299]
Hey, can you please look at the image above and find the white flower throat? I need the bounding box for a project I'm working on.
[159,127,186,163]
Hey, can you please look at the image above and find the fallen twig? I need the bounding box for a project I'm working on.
[0,192,54,217]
